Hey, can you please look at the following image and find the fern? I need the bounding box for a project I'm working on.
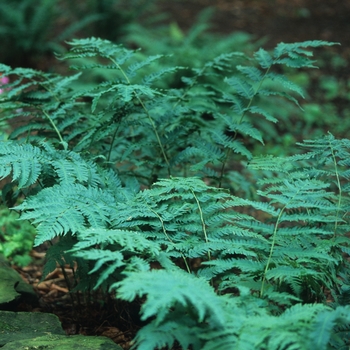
[0,140,103,188]
[1,36,349,349]
[16,184,118,245]
[1,39,336,186]
[116,269,350,350]
[245,134,350,299]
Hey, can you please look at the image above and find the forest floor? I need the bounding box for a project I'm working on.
[159,0,350,51]
[9,0,350,348]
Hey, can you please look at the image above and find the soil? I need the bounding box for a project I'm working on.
[159,0,350,52]
[5,1,350,348]
[13,255,139,349]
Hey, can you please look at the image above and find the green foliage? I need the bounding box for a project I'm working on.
[117,270,350,350]
[284,47,350,141]
[69,0,157,42]
[0,0,58,64]
[0,0,155,68]
[1,37,350,349]
[0,205,36,266]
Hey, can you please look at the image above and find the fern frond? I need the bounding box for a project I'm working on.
[63,37,134,63]
[289,304,349,350]
[247,106,278,123]
[126,54,163,77]
[211,130,253,159]
[224,76,255,99]
[132,319,202,350]
[1,140,106,187]
[115,269,226,326]
[0,141,43,188]
[254,48,273,69]
[273,41,339,68]
[228,121,264,144]
[71,227,160,256]
[266,72,305,98]
[16,184,117,245]
[236,65,263,82]
[73,248,125,289]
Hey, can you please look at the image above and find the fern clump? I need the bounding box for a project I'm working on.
[1,37,350,349]
[116,269,350,350]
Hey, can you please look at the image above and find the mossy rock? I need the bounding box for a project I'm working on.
[0,311,65,345]
[0,311,123,349]
[2,334,122,349]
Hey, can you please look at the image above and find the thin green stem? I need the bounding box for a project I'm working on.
[41,108,67,150]
[108,56,171,176]
[260,206,285,297]
[218,65,272,188]
[107,123,121,162]
[191,189,211,261]
[329,141,342,237]
[260,183,301,297]
[172,66,206,110]
[149,207,191,274]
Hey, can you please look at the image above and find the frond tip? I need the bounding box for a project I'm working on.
[114,269,226,326]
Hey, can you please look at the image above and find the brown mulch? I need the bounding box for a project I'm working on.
[13,250,137,349]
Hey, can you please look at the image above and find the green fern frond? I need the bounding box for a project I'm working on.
[71,227,160,256]
[0,140,104,188]
[309,306,350,349]
[236,65,263,82]
[267,72,305,98]
[16,184,117,245]
[115,269,226,326]
[253,48,273,69]
[257,88,303,108]
[247,106,278,123]
[273,41,339,68]
[142,66,182,86]
[211,130,253,159]
[63,37,133,62]
[0,141,43,188]
[41,234,79,280]
[131,319,202,350]
[227,121,264,144]
[73,248,125,289]
[224,76,255,99]
[126,54,164,77]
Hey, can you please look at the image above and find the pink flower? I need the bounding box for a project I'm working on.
[0,76,9,84]
[0,75,9,94]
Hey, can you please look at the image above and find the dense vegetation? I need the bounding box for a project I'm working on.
[1,2,350,349]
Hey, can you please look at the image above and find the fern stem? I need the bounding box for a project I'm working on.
[149,207,191,274]
[41,108,67,150]
[191,189,211,261]
[260,206,285,297]
[55,255,76,310]
[260,181,301,297]
[172,66,206,110]
[71,267,82,307]
[218,65,272,188]
[137,96,171,176]
[107,123,121,162]
[108,56,171,177]
[329,139,342,237]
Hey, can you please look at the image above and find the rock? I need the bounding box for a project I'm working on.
[0,254,37,308]
[0,310,65,345]
[0,256,123,349]
[2,334,122,349]
[0,310,123,349]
